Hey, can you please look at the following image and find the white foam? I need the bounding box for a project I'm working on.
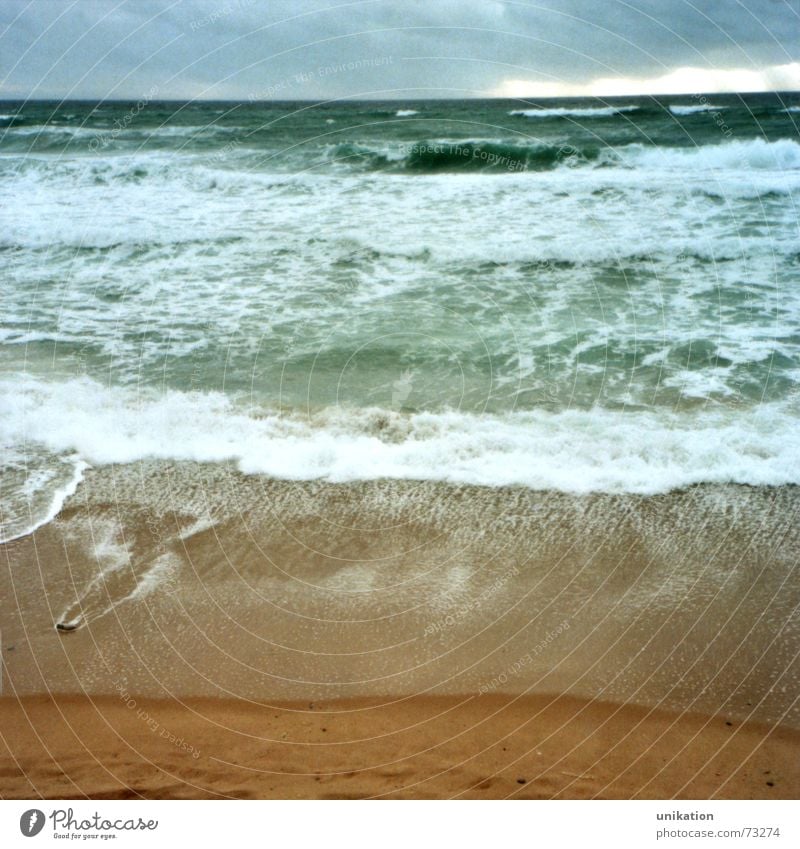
[2,124,95,137]
[0,455,88,543]
[510,106,638,118]
[396,109,419,117]
[60,548,180,628]
[53,516,130,627]
[615,137,800,171]
[58,463,88,501]
[669,104,723,115]
[177,516,218,541]
[125,552,180,602]
[2,376,798,496]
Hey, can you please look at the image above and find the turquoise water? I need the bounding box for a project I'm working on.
[1,94,800,538]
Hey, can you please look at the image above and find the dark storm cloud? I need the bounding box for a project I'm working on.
[0,0,797,99]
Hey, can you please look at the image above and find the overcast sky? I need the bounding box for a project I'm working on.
[1,0,798,99]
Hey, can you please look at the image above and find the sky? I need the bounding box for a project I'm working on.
[1,0,798,100]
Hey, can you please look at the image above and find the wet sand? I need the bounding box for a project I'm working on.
[1,692,798,799]
[1,465,798,799]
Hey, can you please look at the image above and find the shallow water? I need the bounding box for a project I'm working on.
[2,94,800,539]
[2,462,798,727]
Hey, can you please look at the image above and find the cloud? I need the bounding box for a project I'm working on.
[0,0,797,99]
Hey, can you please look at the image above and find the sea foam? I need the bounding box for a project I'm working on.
[668,104,723,115]
[2,376,798,497]
[509,106,639,118]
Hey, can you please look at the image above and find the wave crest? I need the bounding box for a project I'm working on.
[321,137,800,174]
[2,376,798,495]
[509,106,639,118]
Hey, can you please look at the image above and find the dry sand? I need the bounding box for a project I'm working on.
[1,692,798,799]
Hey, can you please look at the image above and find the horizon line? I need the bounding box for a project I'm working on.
[2,90,799,103]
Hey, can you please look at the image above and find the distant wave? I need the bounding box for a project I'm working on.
[318,137,800,174]
[616,137,800,171]
[3,376,799,496]
[2,122,238,138]
[3,137,798,197]
[669,104,722,115]
[0,122,243,154]
[396,109,419,117]
[509,106,639,118]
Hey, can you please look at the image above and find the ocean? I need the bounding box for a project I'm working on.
[1,94,799,718]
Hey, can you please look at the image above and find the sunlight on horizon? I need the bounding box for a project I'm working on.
[491,62,800,98]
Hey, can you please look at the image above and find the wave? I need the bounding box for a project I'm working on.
[615,137,800,171]
[4,128,799,179]
[398,139,586,172]
[669,104,723,115]
[0,114,25,129]
[321,137,800,174]
[2,121,240,136]
[0,122,250,156]
[396,109,419,117]
[2,376,798,497]
[509,106,639,118]
[321,138,602,172]
[0,452,88,544]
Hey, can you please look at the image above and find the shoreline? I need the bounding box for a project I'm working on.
[1,691,798,799]
[2,469,798,799]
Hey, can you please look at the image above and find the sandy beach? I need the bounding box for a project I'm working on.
[2,692,798,799]
[3,94,800,808]
[2,3,800,829]
[2,467,799,799]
